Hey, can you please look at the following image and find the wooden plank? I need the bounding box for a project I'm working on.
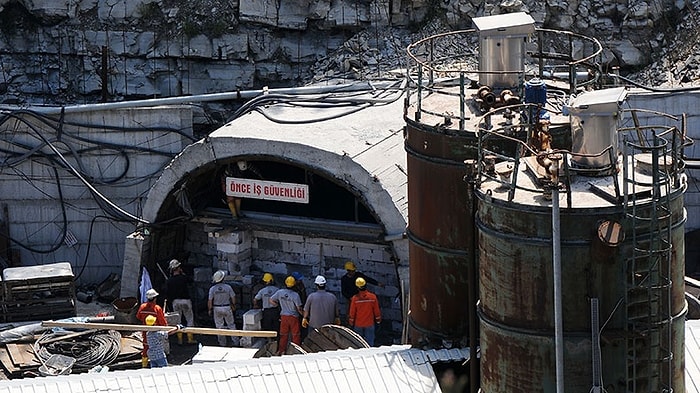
[6,344,26,367]
[42,320,277,337]
[6,343,39,368]
[0,346,20,375]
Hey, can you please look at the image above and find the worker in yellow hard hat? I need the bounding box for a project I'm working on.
[269,276,303,355]
[340,260,384,303]
[348,276,382,346]
[144,315,170,368]
[254,273,280,334]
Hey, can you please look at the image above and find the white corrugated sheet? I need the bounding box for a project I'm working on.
[0,345,470,393]
[686,320,700,393]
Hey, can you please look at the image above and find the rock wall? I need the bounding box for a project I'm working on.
[0,0,689,106]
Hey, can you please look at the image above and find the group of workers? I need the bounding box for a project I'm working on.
[253,260,383,355]
[134,258,383,367]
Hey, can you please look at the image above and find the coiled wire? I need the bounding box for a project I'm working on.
[33,330,122,369]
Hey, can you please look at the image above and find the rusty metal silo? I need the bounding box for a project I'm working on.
[403,11,604,354]
[404,108,478,348]
[473,90,690,393]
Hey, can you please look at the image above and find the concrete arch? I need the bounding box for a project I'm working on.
[142,135,408,263]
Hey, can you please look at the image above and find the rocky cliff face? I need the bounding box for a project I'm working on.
[0,0,691,108]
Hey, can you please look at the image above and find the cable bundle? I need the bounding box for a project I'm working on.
[33,330,123,369]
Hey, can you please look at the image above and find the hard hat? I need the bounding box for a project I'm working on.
[262,272,274,283]
[168,259,181,271]
[212,270,226,283]
[344,261,356,271]
[314,275,326,285]
[292,271,303,281]
[355,277,366,289]
[145,315,157,326]
[285,276,296,288]
[145,288,159,300]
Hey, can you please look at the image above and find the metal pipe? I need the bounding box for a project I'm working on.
[0,81,399,115]
[552,184,564,393]
[465,160,480,393]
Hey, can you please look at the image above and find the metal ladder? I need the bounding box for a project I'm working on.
[622,131,674,393]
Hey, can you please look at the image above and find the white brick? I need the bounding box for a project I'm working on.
[285,241,306,254]
[278,233,304,242]
[253,230,279,240]
[217,242,250,253]
[243,309,263,325]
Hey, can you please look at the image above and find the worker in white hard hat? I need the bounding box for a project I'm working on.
[253,273,280,333]
[136,288,167,367]
[164,259,196,345]
[208,270,239,347]
[302,275,340,330]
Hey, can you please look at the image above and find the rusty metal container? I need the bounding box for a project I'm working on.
[475,179,687,393]
[404,117,478,348]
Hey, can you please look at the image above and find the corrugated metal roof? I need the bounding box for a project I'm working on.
[0,345,467,393]
[687,320,700,393]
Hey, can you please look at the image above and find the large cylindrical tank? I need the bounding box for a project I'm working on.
[404,117,478,348]
[476,176,687,393]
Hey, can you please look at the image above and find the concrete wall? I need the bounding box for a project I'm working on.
[627,89,700,231]
[172,222,403,341]
[0,106,193,285]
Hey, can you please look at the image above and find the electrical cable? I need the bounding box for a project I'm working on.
[230,79,406,124]
[608,73,700,93]
[34,329,123,369]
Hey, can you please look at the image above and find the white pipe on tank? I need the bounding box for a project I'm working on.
[552,183,565,393]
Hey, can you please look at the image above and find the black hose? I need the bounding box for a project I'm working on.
[34,330,123,369]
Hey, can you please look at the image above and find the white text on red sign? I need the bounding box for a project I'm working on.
[226,177,309,204]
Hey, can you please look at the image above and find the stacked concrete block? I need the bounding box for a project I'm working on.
[215,229,253,275]
[240,309,263,348]
[193,267,213,283]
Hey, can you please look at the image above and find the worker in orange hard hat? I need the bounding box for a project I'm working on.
[269,276,303,355]
[254,273,280,334]
[348,276,382,346]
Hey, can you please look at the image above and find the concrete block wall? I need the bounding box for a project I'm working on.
[251,230,401,342]
[2,107,192,286]
[180,222,402,342]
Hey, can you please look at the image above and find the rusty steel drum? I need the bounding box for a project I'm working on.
[475,190,687,393]
[404,116,479,348]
